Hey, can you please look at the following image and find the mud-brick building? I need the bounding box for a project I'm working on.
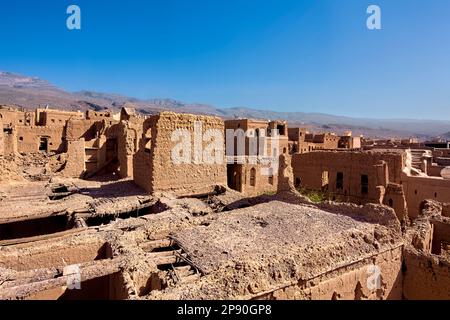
[224,119,289,196]
[402,174,450,219]
[0,106,84,155]
[133,112,227,196]
[288,128,361,154]
[0,106,122,178]
[292,150,409,222]
[292,149,450,222]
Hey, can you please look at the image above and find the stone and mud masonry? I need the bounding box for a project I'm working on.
[0,105,449,300]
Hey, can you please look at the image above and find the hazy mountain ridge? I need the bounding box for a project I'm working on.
[0,71,54,89]
[0,71,449,139]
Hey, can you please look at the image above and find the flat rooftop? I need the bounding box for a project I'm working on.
[175,201,402,275]
[166,201,403,299]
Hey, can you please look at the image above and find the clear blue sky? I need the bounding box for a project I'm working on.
[1,0,450,119]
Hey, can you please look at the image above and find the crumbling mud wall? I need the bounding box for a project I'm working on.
[402,201,450,299]
[134,112,227,196]
[117,120,143,179]
[133,116,156,194]
[402,175,450,219]
[383,183,409,223]
[403,248,450,300]
[62,139,86,177]
[260,247,403,300]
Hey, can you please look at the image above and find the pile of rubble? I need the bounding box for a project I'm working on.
[0,152,66,183]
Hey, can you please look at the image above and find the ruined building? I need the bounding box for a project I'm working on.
[133,112,226,196]
[0,106,449,300]
[0,105,121,178]
[288,128,361,154]
[225,119,288,196]
[292,149,450,222]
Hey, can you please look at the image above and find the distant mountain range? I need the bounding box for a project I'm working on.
[1,71,449,140]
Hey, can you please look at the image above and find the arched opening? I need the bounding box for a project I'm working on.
[388,198,393,207]
[143,129,152,154]
[250,168,256,187]
[227,165,242,192]
[295,178,301,188]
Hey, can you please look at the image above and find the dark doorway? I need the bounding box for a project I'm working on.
[295,178,301,188]
[388,198,394,207]
[227,164,242,192]
[105,138,118,162]
[361,175,369,194]
[336,172,344,190]
[39,137,49,151]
